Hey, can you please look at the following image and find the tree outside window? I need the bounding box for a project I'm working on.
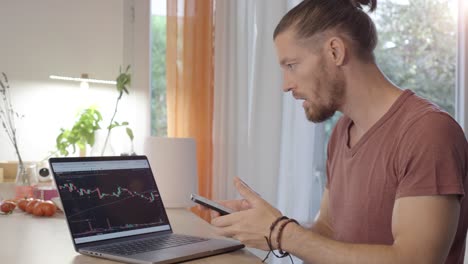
[151,2,167,136]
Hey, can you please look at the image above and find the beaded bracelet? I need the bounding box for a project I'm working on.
[269,216,288,250]
[271,216,289,232]
[277,218,299,255]
[263,215,299,261]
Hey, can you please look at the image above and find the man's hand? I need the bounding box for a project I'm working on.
[196,190,253,218]
[198,198,252,218]
[209,177,282,250]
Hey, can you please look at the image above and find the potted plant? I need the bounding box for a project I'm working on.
[100,65,134,156]
[55,107,103,156]
[54,65,134,157]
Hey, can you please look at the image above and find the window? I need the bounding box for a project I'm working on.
[374,0,458,115]
[324,0,460,149]
[151,0,168,136]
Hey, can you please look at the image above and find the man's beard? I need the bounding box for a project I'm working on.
[305,71,344,123]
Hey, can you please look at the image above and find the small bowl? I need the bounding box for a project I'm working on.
[51,197,64,212]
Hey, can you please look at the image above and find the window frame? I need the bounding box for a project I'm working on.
[456,0,468,135]
[123,0,152,153]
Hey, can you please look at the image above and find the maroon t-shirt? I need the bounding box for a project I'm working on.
[326,90,468,263]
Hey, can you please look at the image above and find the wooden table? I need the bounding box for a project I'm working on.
[0,183,262,263]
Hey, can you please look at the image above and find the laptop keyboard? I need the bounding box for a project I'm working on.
[91,234,209,256]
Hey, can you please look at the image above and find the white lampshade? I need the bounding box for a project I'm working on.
[143,137,198,208]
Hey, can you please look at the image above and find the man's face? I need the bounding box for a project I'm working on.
[274,30,344,123]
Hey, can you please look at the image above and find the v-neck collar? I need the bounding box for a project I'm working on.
[344,90,414,157]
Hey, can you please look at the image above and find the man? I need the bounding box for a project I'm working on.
[204,0,468,263]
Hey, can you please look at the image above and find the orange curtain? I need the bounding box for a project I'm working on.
[166,0,214,220]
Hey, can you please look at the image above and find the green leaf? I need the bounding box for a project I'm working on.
[117,83,124,93]
[55,107,103,156]
[56,134,63,145]
[87,134,95,147]
[126,127,134,141]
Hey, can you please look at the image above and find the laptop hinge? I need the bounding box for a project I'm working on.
[76,230,174,250]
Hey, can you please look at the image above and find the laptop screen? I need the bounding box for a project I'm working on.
[50,156,171,245]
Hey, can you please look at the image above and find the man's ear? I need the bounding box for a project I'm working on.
[325,37,346,66]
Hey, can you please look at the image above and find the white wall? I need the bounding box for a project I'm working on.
[0,0,144,161]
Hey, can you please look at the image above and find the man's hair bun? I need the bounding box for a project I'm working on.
[350,0,377,12]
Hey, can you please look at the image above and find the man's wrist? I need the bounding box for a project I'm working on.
[281,219,304,253]
[269,218,285,249]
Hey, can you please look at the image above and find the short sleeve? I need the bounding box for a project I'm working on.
[395,113,467,200]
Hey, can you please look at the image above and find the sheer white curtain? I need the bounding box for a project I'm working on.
[213,0,287,204]
[213,0,326,261]
[277,98,326,223]
[276,0,326,221]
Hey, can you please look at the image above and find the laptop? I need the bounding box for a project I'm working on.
[49,155,244,264]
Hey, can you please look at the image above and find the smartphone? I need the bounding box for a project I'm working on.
[190,193,233,216]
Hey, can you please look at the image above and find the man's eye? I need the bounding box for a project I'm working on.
[287,64,295,70]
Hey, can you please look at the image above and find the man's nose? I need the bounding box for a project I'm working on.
[282,79,294,92]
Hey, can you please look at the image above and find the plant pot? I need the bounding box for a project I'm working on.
[90,129,116,156]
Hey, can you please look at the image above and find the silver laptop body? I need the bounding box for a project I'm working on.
[49,156,243,264]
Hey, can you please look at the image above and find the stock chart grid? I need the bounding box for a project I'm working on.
[56,169,168,239]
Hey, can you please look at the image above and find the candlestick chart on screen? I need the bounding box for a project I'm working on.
[55,170,167,238]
